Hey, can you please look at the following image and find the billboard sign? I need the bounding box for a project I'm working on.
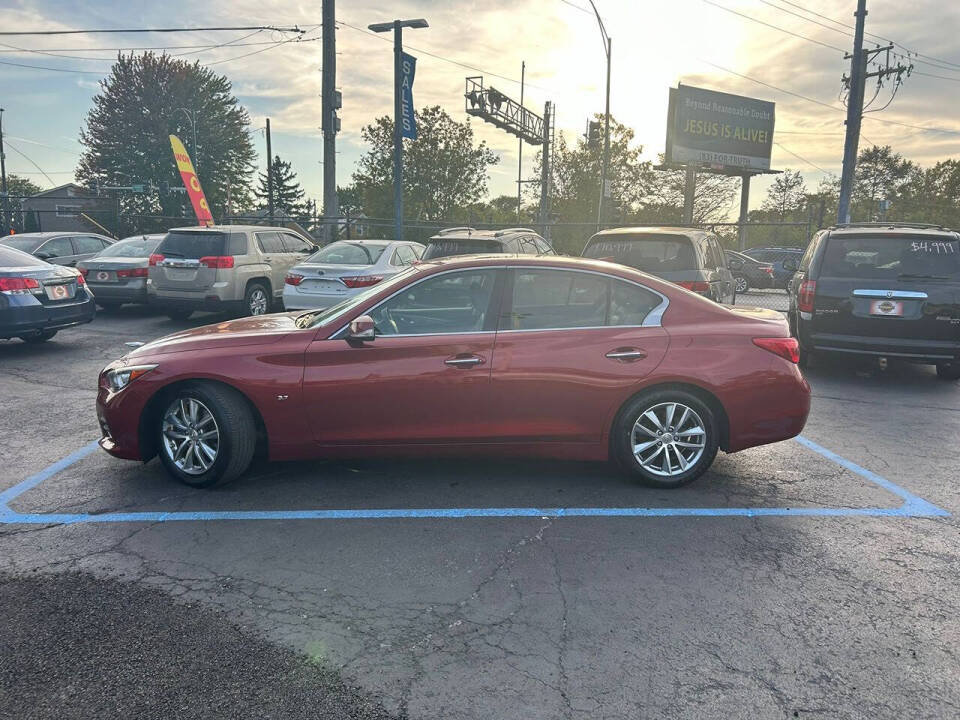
[666,85,775,171]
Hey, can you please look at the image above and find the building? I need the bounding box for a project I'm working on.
[20,184,112,234]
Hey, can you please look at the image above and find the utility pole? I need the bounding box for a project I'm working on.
[538,101,552,236]
[0,107,8,235]
[586,1,611,231]
[517,61,525,221]
[682,165,697,225]
[265,118,274,224]
[321,0,340,242]
[837,0,910,224]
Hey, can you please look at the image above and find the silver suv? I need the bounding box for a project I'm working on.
[147,225,317,319]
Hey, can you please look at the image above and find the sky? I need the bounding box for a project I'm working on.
[1,0,958,216]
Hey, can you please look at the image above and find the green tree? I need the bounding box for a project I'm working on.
[852,145,914,221]
[893,160,960,226]
[255,155,307,216]
[2,174,44,233]
[762,169,806,218]
[352,105,499,235]
[76,52,256,233]
[4,174,43,198]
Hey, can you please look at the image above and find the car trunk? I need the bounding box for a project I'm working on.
[2,266,82,305]
[812,234,960,345]
[152,231,225,293]
[293,263,370,296]
[82,258,147,284]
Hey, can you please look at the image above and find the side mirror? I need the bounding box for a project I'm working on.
[35,251,53,260]
[782,258,799,272]
[303,245,317,253]
[347,314,376,341]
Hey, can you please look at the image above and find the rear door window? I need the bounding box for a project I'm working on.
[821,235,960,279]
[157,231,226,259]
[73,235,107,254]
[255,231,285,254]
[584,235,697,273]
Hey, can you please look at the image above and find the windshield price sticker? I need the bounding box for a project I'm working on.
[911,240,958,254]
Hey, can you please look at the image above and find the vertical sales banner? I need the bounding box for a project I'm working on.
[169,134,215,226]
[400,51,417,140]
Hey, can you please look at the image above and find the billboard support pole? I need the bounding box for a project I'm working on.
[738,174,750,250]
[682,165,696,225]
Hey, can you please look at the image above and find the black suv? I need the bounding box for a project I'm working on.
[786,222,960,379]
[422,227,555,260]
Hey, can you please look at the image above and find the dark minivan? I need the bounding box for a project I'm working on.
[582,227,735,303]
[787,222,960,379]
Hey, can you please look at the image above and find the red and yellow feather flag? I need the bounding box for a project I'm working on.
[169,135,214,226]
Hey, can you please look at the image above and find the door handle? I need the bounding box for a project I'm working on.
[264,258,273,263]
[605,348,647,361]
[444,355,485,368]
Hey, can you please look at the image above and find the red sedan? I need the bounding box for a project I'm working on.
[97,255,810,489]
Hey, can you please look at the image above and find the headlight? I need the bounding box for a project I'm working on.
[103,364,157,392]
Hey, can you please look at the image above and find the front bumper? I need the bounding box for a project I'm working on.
[0,292,96,339]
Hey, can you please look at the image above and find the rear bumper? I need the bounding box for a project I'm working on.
[803,330,960,362]
[88,280,148,304]
[0,293,96,338]
[281,286,351,310]
[724,361,811,453]
[147,294,243,314]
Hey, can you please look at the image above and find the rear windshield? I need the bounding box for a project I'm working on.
[97,235,161,258]
[157,231,226,259]
[309,242,387,265]
[583,235,697,272]
[0,236,43,252]
[0,245,47,268]
[822,235,960,279]
[422,239,502,260]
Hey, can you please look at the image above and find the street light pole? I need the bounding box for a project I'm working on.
[176,107,199,173]
[0,107,8,235]
[586,0,611,231]
[369,18,428,242]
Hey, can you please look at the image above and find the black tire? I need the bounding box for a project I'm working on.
[612,388,720,489]
[20,330,57,343]
[166,309,193,321]
[936,362,960,381]
[734,276,749,294]
[244,282,270,316]
[98,301,124,311]
[798,346,813,369]
[156,383,257,488]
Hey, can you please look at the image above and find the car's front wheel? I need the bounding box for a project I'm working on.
[936,362,960,381]
[734,276,749,293]
[244,283,270,316]
[157,383,256,487]
[613,389,720,488]
[20,330,57,343]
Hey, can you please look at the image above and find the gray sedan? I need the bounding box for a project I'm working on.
[78,234,165,309]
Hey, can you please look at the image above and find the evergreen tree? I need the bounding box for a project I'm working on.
[255,156,307,216]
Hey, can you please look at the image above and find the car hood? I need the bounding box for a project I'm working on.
[126,312,303,357]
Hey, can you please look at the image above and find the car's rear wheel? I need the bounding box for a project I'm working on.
[157,384,256,488]
[20,330,57,343]
[734,276,749,293]
[936,362,960,381]
[166,309,193,321]
[613,389,719,488]
[244,283,270,316]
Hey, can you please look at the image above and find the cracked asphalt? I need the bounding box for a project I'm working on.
[1,305,958,719]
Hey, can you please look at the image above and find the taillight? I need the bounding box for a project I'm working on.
[763,266,774,275]
[753,337,800,364]
[76,273,86,285]
[677,280,711,292]
[199,256,234,269]
[797,279,817,313]
[148,253,165,266]
[285,273,304,286]
[0,276,41,295]
[116,267,148,278]
[340,275,384,288]
[78,267,89,278]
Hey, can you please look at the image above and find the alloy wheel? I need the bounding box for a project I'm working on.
[161,397,220,476]
[249,288,268,315]
[735,277,748,293]
[631,402,707,477]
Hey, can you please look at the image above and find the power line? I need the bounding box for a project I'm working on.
[3,141,58,185]
[913,70,960,83]
[0,58,104,74]
[700,0,845,54]
[0,25,305,37]
[206,29,320,67]
[774,141,830,174]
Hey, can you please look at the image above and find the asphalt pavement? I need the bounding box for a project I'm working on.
[1,304,958,719]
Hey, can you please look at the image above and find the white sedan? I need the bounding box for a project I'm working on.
[282,239,424,310]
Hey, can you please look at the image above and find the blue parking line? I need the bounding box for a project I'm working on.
[0,436,950,524]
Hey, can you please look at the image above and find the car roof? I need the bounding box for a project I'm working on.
[588,226,713,240]
[428,227,541,242]
[328,239,393,246]
[746,246,803,251]
[825,223,958,238]
[2,231,71,241]
[167,225,293,233]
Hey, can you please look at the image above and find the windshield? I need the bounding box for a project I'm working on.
[97,235,161,258]
[822,235,960,279]
[307,241,388,265]
[299,266,420,329]
[422,239,501,260]
[0,236,43,252]
[157,231,226,259]
[583,235,697,272]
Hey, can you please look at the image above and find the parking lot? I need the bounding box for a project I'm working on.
[2,306,959,719]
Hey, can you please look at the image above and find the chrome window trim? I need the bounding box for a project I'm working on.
[329,264,671,339]
[852,289,929,299]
